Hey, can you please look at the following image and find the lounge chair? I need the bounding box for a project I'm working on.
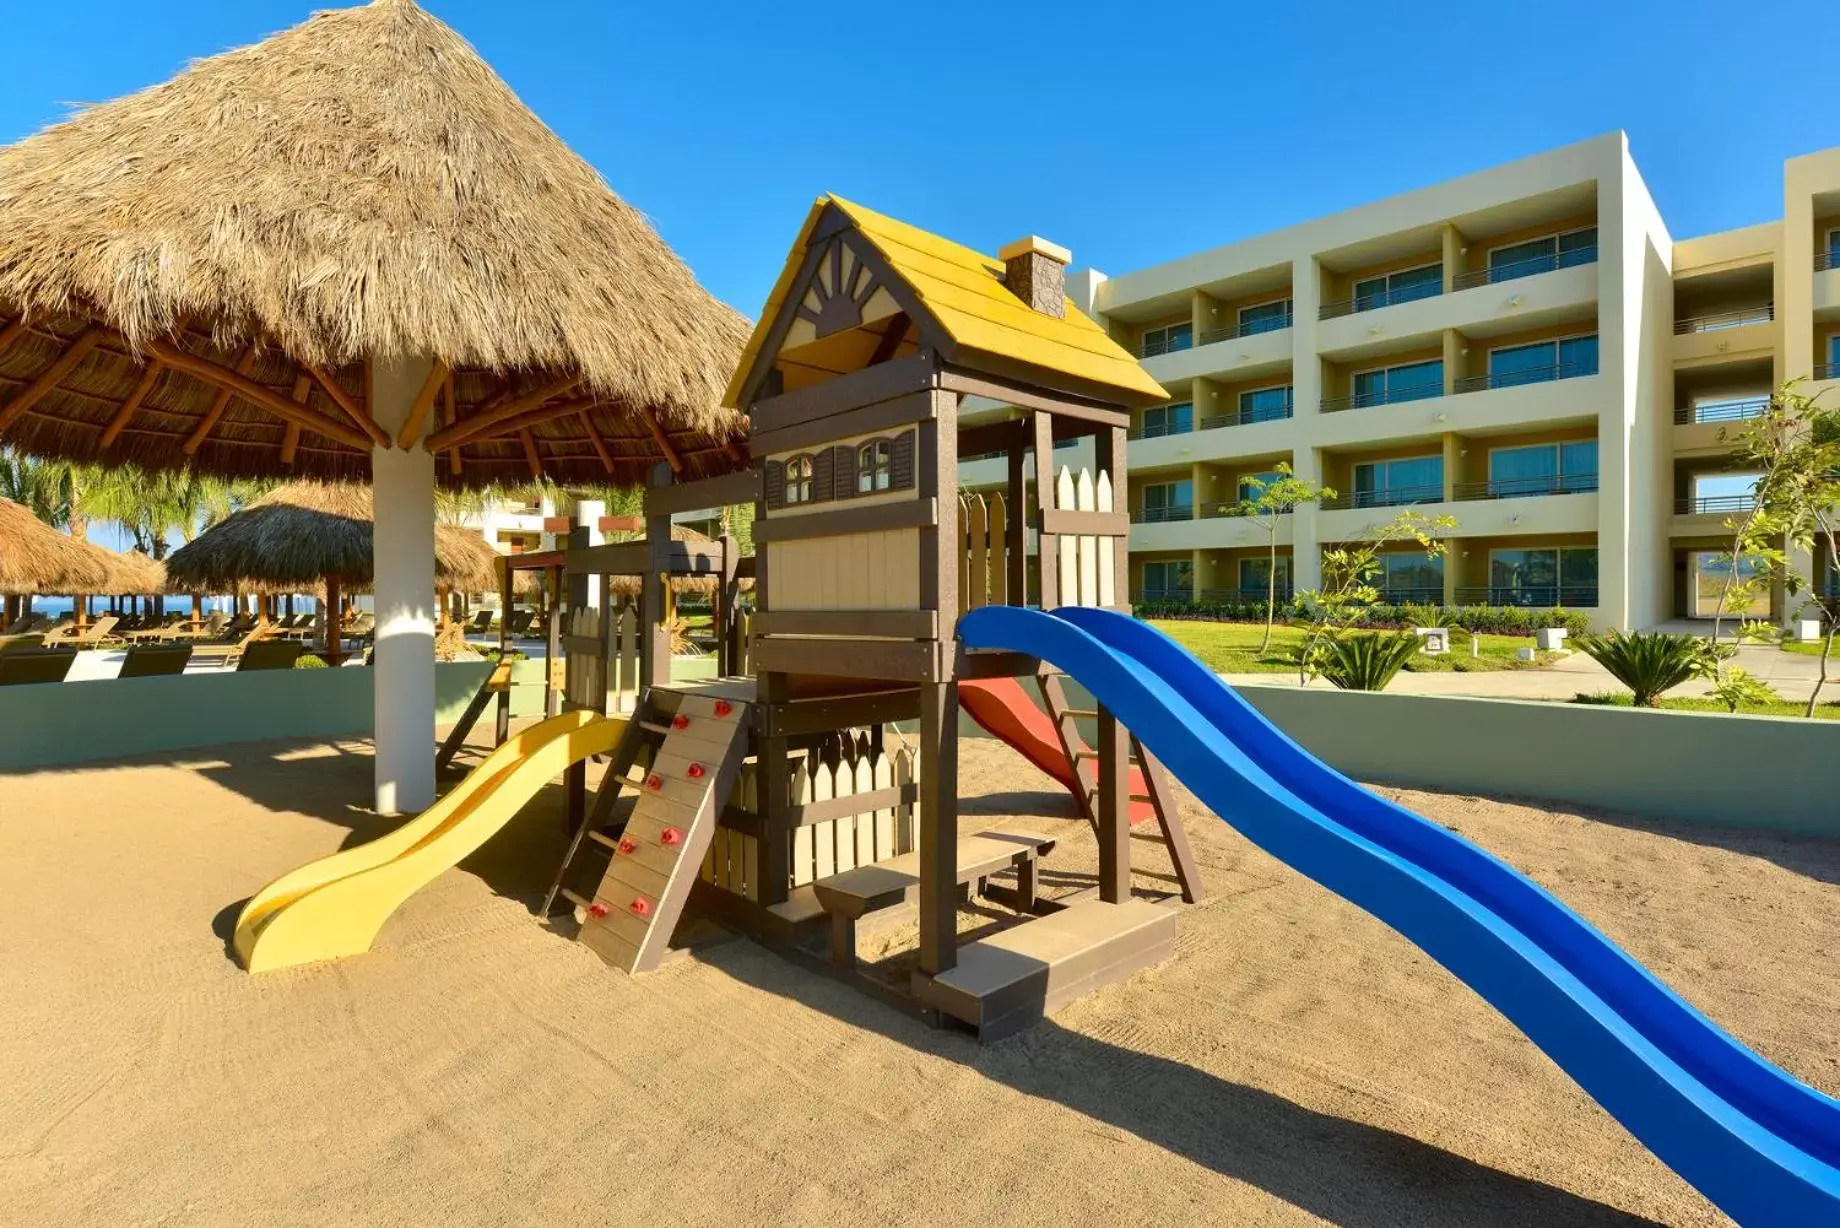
[189,625,277,669]
[237,639,304,671]
[465,609,496,636]
[40,615,121,650]
[0,633,47,654]
[0,648,77,686]
[343,612,375,643]
[507,609,537,638]
[118,644,194,678]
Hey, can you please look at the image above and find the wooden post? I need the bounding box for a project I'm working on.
[544,565,562,719]
[757,670,792,907]
[1096,423,1129,607]
[916,679,960,976]
[324,573,345,665]
[1006,435,1028,606]
[641,462,673,689]
[1032,410,1058,610]
[1096,705,1130,903]
[716,532,739,677]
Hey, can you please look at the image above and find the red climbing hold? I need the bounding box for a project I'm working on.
[617,838,636,855]
[660,827,683,846]
[630,897,652,917]
[588,902,609,919]
[671,714,690,730]
[646,774,663,790]
[687,762,706,779]
[713,700,733,717]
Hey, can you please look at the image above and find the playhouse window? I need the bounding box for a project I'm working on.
[858,439,893,492]
[785,455,814,504]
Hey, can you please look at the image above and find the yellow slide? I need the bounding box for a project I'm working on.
[234,709,628,972]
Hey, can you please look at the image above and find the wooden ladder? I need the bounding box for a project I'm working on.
[1035,667,1204,904]
[546,693,753,974]
[435,657,515,772]
[540,692,662,919]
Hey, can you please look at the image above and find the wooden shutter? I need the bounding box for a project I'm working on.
[811,448,835,504]
[833,444,859,498]
[763,460,786,509]
[889,429,916,491]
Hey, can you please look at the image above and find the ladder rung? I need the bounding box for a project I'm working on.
[1129,793,1154,803]
[587,830,620,849]
[639,720,672,736]
[1061,707,1098,718]
[558,887,594,910]
[1072,748,1098,758]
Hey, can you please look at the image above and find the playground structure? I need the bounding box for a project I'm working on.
[234,195,1840,1224]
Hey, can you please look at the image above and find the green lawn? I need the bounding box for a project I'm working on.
[1148,619,1556,675]
[1572,692,1840,720]
[1779,638,1836,658]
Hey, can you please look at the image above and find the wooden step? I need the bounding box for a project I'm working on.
[915,899,1177,1042]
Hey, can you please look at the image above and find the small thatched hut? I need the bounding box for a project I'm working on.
[0,496,109,599]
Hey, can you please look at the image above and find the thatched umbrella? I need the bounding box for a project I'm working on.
[165,482,506,662]
[0,496,109,601]
[0,0,750,811]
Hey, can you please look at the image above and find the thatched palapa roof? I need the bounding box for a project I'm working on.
[0,497,110,595]
[0,0,749,488]
[164,482,504,594]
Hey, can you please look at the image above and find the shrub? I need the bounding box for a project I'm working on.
[1574,629,1716,707]
[292,653,329,669]
[1705,665,1776,713]
[1134,600,1590,637]
[1315,632,1424,692]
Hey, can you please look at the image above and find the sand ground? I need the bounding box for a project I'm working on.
[3,731,1837,1227]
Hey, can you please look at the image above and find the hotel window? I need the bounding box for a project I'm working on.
[1376,552,1444,601]
[1352,263,1442,311]
[1141,559,1193,600]
[1139,401,1193,439]
[1237,470,1284,502]
[1825,227,1840,269]
[1351,359,1443,408]
[1238,555,1290,596]
[1238,299,1293,335]
[1488,440,1598,496]
[1828,333,1840,370]
[1351,455,1443,507]
[857,439,892,493]
[1141,321,1193,357]
[1488,334,1598,387]
[1140,479,1193,523]
[1487,227,1597,283]
[1690,552,1772,618]
[1489,547,1598,607]
[784,455,813,505]
[1238,385,1294,423]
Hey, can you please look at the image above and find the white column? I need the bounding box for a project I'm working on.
[370,356,438,815]
[576,499,605,608]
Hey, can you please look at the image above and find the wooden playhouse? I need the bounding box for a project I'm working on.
[541,197,1202,1039]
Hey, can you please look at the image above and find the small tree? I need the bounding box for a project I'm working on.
[1293,508,1458,686]
[1225,462,1330,651]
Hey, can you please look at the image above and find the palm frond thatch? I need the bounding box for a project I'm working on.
[0,0,749,488]
[163,481,503,594]
[0,496,110,594]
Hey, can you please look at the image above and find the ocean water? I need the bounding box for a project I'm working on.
[22,595,316,618]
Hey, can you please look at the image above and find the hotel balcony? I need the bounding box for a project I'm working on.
[1672,305,1777,369]
[1452,470,1599,501]
[1815,245,1840,314]
[1128,501,1289,553]
[1143,313,1291,385]
[1671,458,1760,535]
[1454,584,1599,609]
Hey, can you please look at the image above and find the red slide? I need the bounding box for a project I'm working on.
[958,677,1156,824]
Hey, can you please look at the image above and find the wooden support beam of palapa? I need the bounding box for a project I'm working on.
[302,361,390,449]
[393,359,451,450]
[99,360,166,448]
[424,376,580,452]
[433,393,596,450]
[577,409,615,473]
[0,318,28,360]
[279,374,312,465]
[144,340,372,451]
[183,344,260,454]
[0,326,104,433]
[638,406,683,474]
[519,428,543,480]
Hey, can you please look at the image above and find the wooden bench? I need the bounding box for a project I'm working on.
[811,831,1056,969]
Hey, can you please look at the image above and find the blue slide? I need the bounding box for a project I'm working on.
[958,604,1840,1226]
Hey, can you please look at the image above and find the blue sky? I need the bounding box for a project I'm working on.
[1,1,1834,325]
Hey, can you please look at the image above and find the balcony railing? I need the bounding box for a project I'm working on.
[1816,362,1840,381]
[1817,248,1838,273]
[1451,245,1598,290]
[1127,419,1193,441]
[1320,384,1442,412]
[1455,584,1599,609]
[1673,305,1774,334]
[1674,398,1770,425]
[1320,484,1447,511]
[1375,585,1446,604]
[1201,502,1289,519]
[1197,586,1294,604]
[1199,310,1294,344]
[1138,334,1193,359]
[1452,360,1598,394]
[1139,587,1194,604]
[1131,503,1194,524]
[1318,279,1443,320]
[1199,402,1294,430]
[1452,471,1599,501]
[1676,493,1758,516]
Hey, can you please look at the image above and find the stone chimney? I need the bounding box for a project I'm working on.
[999,235,1071,318]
